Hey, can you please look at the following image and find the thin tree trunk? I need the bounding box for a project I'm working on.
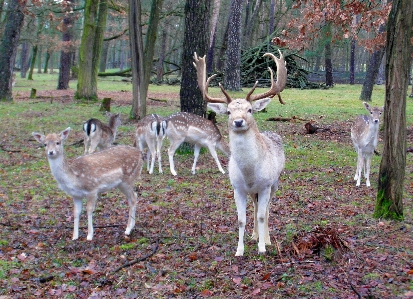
[57,0,75,90]
[359,47,385,101]
[324,41,333,86]
[128,0,145,119]
[37,46,42,73]
[20,41,29,78]
[349,39,356,84]
[0,0,26,101]
[27,45,38,80]
[374,0,413,220]
[207,0,221,73]
[156,30,167,82]
[43,51,50,73]
[224,0,243,91]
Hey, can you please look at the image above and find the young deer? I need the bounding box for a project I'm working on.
[134,114,166,174]
[32,128,143,240]
[194,50,287,256]
[83,112,122,154]
[164,112,230,176]
[350,102,384,187]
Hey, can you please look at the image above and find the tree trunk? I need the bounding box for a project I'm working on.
[156,30,167,82]
[37,46,42,73]
[374,0,413,220]
[360,24,386,101]
[324,41,333,86]
[142,0,163,112]
[43,51,50,73]
[128,0,145,119]
[224,0,243,91]
[0,0,25,101]
[349,39,356,84]
[207,0,221,73]
[359,47,385,101]
[57,0,75,90]
[99,40,109,72]
[27,45,38,80]
[179,0,210,116]
[76,0,108,100]
[20,41,30,78]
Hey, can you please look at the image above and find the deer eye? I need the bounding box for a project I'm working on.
[248,108,252,113]
[226,111,231,115]
[56,142,60,145]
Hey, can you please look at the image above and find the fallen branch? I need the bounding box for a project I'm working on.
[266,115,309,122]
[148,98,168,103]
[0,144,21,153]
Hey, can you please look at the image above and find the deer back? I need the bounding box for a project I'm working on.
[165,112,225,147]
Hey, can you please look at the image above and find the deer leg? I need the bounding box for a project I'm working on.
[86,193,98,240]
[257,188,271,254]
[84,137,90,154]
[234,189,247,256]
[147,142,156,175]
[89,137,99,154]
[192,144,201,174]
[146,150,151,172]
[168,138,184,176]
[156,138,164,173]
[251,194,258,241]
[72,198,83,240]
[365,155,372,187]
[355,149,363,186]
[119,183,137,236]
[207,144,225,174]
[264,202,271,245]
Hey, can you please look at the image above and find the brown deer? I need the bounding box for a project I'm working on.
[350,102,384,187]
[164,112,230,176]
[32,128,143,240]
[194,50,287,256]
[83,112,122,154]
[134,114,166,174]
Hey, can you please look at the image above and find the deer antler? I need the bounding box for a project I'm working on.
[193,52,229,104]
[247,50,287,104]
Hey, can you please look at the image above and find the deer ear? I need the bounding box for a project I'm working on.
[252,98,271,112]
[60,127,71,140]
[363,102,371,110]
[208,103,227,115]
[32,132,45,144]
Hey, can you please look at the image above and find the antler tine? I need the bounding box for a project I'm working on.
[193,52,228,104]
[248,50,287,104]
[245,81,259,101]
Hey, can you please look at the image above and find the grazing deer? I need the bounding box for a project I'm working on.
[350,102,384,187]
[83,112,122,154]
[134,114,166,174]
[32,128,143,240]
[164,112,230,176]
[194,50,287,256]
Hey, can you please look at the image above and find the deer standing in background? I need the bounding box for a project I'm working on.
[32,128,143,240]
[194,50,287,256]
[83,112,122,154]
[351,102,384,187]
[135,114,166,174]
[164,112,230,176]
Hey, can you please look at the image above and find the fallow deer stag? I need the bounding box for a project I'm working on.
[32,128,143,240]
[194,50,287,256]
[164,112,230,176]
[351,102,384,187]
[134,114,166,174]
[83,112,122,154]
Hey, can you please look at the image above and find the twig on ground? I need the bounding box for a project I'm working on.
[350,283,362,299]
[111,215,171,274]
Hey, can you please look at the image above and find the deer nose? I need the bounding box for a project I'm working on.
[373,119,379,123]
[48,150,55,155]
[234,120,244,127]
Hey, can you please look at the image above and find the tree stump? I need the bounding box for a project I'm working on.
[30,88,36,99]
[100,97,111,112]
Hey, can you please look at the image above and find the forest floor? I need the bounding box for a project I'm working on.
[0,88,413,299]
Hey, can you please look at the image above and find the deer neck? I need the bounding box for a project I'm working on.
[229,125,263,165]
[47,152,76,191]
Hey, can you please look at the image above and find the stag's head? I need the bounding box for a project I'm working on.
[193,50,287,132]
